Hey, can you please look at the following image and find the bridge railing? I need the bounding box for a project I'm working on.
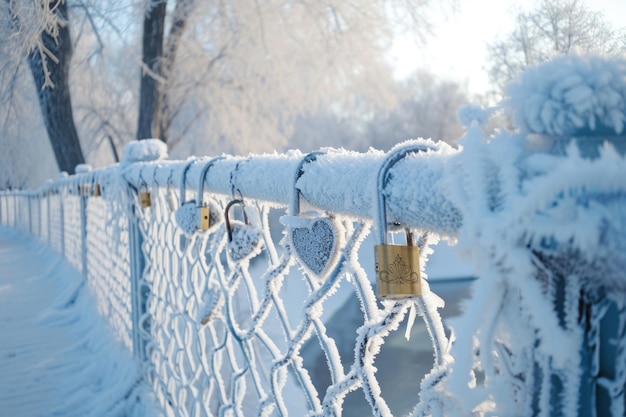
[1,139,462,417]
[2,55,626,417]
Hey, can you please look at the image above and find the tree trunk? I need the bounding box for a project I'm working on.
[158,0,194,143]
[136,0,167,141]
[27,0,85,175]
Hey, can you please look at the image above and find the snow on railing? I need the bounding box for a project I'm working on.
[2,55,626,417]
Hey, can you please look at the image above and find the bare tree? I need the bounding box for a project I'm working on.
[290,71,473,152]
[486,0,626,98]
[136,0,166,141]
[362,72,471,149]
[2,0,450,183]
[5,0,85,174]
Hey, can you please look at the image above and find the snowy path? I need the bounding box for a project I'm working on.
[0,227,153,417]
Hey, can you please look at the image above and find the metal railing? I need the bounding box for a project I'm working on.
[1,130,625,417]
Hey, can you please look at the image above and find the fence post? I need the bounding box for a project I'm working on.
[60,192,65,256]
[128,199,147,361]
[13,194,17,228]
[80,190,88,278]
[37,195,42,238]
[120,141,166,363]
[27,194,32,235]
[47,193,51,246]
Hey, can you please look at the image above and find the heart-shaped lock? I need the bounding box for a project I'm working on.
[225,199,263,261]
[283,214,341,276]
[282,151,341,278]
[175,201,199,234]
[175,157,223,234]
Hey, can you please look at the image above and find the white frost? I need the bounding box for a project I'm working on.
[121,139,168,165]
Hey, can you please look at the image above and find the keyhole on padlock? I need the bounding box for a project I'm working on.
[199,206,210,230]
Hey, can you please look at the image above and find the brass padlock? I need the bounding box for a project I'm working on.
[93,183,101,197]
[373,143,436,299]
[196,156,224,231]
[375,229,421,298]
[140,189,151,208]
[199,206,210,230]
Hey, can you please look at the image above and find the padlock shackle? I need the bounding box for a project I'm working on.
[224,199,245,242]
[375,143,438,245]
[196,156,226,208]
[291,151,326,216]
[178,159,197,206]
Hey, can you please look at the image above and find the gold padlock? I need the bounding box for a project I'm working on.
[93,183,101,197]
[199,206,210,230]
[373,143,435,299]
[195,156,225,231]
[375,229,421,298]
[140,190,151,208]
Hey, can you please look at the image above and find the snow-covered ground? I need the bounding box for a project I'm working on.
[0,222,475,417]
[0,226,155,417]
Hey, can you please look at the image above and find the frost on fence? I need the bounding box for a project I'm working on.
[63,195,83,272]
[1,54,625,417]
[84,176,135,352]
[123,142,455,417]
[419,55,626,417]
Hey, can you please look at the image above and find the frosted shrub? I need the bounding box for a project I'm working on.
[418,55,626,417]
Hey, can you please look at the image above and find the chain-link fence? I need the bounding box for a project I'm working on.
[1,124,625,416]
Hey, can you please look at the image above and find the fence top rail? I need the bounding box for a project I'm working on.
[4,139,463,238]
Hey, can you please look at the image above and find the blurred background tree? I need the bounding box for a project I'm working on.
[485,0,626,100]
[1,0,451,187]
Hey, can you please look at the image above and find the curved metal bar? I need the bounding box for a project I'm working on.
[196,156,226,208]
[178,159,197,205]
[290,151,326,216]
[224,199,244,242]
[375,143,439,245]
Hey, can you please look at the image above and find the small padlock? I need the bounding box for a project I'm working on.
[140,188,151,208]
[80,183,90,196]
[196,157,224,231]
[375,228,421,298]
[199,206,210,229]
[93,183,101,197]
[282,150,341,277]
[225,199,262,261]
[373,143,436,299]
[174,157,223,233]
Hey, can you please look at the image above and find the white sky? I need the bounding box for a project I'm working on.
[390,0,626,94]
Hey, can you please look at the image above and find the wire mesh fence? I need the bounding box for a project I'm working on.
[1,132,625,417]
[0,141,458,417]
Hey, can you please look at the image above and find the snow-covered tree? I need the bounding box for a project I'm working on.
[3,0,85,174]
[290,71,472,152]
[486,0,626,98]
[1,0,448,178]
[361,71,471,149]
